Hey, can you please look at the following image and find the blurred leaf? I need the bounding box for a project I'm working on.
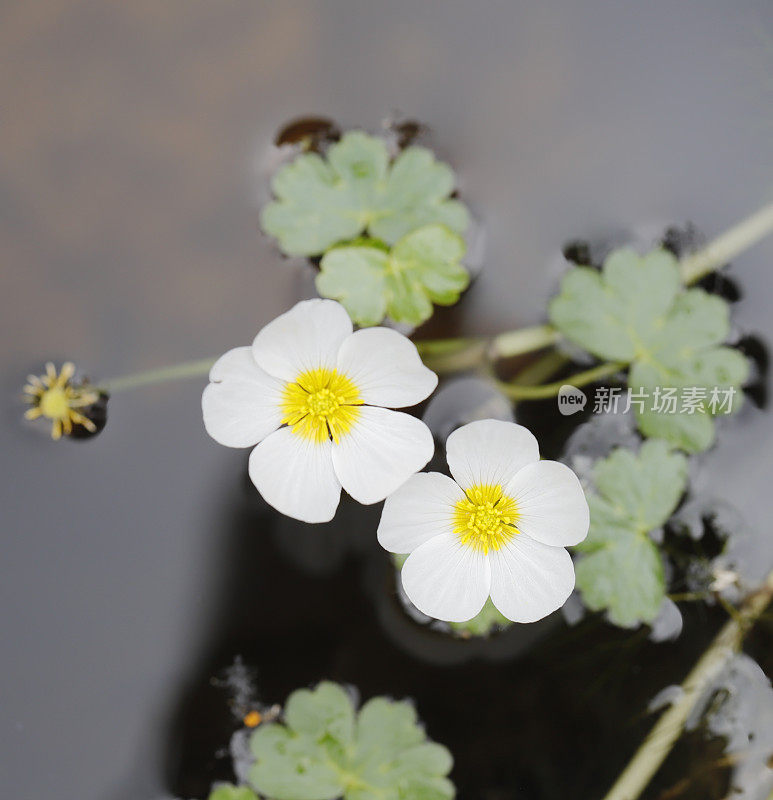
[549,248,749,452]
[448,598,512,637]
[574,440,688,627]
[208,785,259,800]
[317,224,469,326]
[261,131,469,256]
[249,681,454,800]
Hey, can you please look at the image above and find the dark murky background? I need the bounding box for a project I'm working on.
[2,2,773,799]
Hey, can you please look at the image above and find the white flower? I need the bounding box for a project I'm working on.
[202,299,437,523]
[377,419,589,623]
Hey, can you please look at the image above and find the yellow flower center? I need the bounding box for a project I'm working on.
[453,484,520,554]
[281,367,362,444]
[39,386,70,420]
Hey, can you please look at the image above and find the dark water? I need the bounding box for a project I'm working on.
[2,3,773,799]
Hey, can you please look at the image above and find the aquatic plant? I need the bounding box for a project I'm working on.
[21,122,773,800]
[245,682,453,800]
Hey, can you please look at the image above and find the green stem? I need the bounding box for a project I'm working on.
[497,361,625,400]
[680,201,773,285]
[92,203,773,394]
[414,337,488,374]
[488,324,559,360]
[415,325,559,374]
[100,357,217,393]
[600,569,773,800]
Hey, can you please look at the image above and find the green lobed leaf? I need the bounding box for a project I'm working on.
[574,440,688,627]
[261,131,469,257]
[208,785,259,800]
[249,681,454,800]
[548,247,749,452]
[317,224,469,326]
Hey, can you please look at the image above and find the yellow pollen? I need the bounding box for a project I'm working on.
[453,484,520,554]
[281,367,362,444]
[39,386,70,419]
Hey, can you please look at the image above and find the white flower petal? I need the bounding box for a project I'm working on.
[377,472,463,554]
[400,533,491,622]
[505,461,590,547]
[251,299,353,381]
[248,427,342,523]
[331,407,434,505]
[488,534,575,623]
[202,347,284,448]
[336,327,438,408]
[445,419,540,490]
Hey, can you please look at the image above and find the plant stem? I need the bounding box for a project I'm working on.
[415,324,558,373]
[496,360,625,400]
[680,202,773,285]
[488,324,559,360]
[92,202,773,394]
[510,350,571,389]
[100,358,217,393]
[414,337,489,374]
[600,569,773,800]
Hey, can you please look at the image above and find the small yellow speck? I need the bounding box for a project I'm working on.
[243,710,262,728]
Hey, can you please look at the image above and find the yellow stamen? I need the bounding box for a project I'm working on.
[281,367,362,444]
[453,484,520,554]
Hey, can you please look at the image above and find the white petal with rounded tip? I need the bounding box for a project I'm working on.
[202,347,284,448]
[400,533,491,622]
[336,327,438,408]
[377,472,463,554]
[248,427,342,523]
[445,419,540,490]
[252,299,353,381]
[505,460,590,547]
[331,407,434,505]
[208,346,259,382]
[488,534,575,623]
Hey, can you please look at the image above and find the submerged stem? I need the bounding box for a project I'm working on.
[100,358,217,393]
[488,324,559,360]
[414,337,489,374]
[600,570,773,800]
[496,361,625,400]
[680,202,773,285]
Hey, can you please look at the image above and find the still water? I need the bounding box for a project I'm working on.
[2,2,773,798]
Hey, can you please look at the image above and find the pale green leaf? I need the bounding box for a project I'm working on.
[208,784,259,800]
[549,247,749,452]
[249,682,454,800]
[574,441,688,627]
[262,131,469,256]
[250,724,344,800]
[284,681,355,746]
[575,534,665,628]
[317,224,468,326]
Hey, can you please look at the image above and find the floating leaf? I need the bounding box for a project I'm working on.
[549,248,749,452]
[249,681,455,800]
[208,785,259,800]
[261,131,469,256]
[574,440,688,627]
[317,224,469,326]
[448,598,512,637]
